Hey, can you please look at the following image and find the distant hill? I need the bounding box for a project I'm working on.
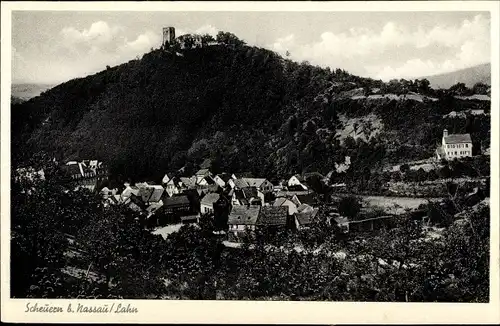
[422,63,490,89]
[11,83,56,101]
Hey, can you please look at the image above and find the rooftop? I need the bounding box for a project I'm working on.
[444,133,472,144]
[242,178,267,188]
[201,193,220,206]
[296,209,319,226]
[257,206,288,226]
[228,205,261,225]
[164,195,190,207]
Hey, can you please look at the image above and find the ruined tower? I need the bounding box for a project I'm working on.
[162,27,176,48]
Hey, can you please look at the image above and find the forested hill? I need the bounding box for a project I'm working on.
[11,33,491,183]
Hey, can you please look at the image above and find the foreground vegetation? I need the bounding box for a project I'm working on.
[11,158,489,301]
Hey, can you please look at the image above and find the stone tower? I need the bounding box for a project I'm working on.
[162,27,176,48]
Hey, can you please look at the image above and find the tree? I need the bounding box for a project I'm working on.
[338,196,361,219]
[200,33,215,47]
[216,31,245,47]
[471,82,489,95]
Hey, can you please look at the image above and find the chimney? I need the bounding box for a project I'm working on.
[443,129,448,138]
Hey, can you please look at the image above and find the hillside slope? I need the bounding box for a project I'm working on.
[422,63,491,89]
[11,41,491,183]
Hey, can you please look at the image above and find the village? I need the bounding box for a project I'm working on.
[44,125,488,249]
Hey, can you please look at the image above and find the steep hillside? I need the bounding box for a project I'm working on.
[12,38,491,183]
[422,63,491,89]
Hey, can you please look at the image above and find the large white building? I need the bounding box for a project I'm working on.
[436,129,473,160]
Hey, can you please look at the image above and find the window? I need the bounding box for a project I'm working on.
[466,144,468,148]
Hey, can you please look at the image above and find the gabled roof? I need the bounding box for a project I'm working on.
[196,168,210,176]
[242,187,259,199]
[138,187,154,203]
[257,206,288,226]
[233,179,250,189]
[242,178,267,188]
[287,184,307,191]
[204,176,216,185]
[304,172,325,179]
[291,174,306,183]
[295,194,316,206]
[216,173,232,183]
[62,164,82,176]
[273,197,294,207]
[232,172,253,179]
[164,195,190,207]
[148,186,164,203]
[167,177,183,187]
[228,205,261,225]
[297,203,314,213]
[296,209,319,226]
[444,133,472,144]
[201,193,220,206]
[180,177,196,188]
[162,174,172,184]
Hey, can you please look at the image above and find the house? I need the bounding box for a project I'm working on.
[165,177,183,197]
[195,169,212,184]
[227,205,261,242]
[162,173,173,186]
[436,129,473,160]
[197,175,216,187]
[200,193,220,214]
[121,185,140,202]
[273,197,298,215]
[256,206,288,229]
[241,178,274,193]
[148,185,165,203]
[332,216,350,233]
[348,216,396,233]
[231,172,254,180]
[292,194,317,207]
[214,173,232,188]
[61,160,108,192]
[230,178,250,190]
[179,176,197,190]
[297,203,314,213]
[163,195,192,215]
[231,187,264,206]
[304,172,325,180]
[294,208,319,231]
[335,156,351,173]
[288,175,308,190]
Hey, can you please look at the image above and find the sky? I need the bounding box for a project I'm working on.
[11,11,491,84]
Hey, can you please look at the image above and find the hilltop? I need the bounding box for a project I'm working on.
[421,63,491,89]
[11,32,491,184]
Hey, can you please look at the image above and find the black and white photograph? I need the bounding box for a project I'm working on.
[1,1,499,323]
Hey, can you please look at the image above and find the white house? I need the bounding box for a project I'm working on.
[436,129,473,160]
[214,173,233,188]
[287,175,308,190]
[227,205,261,242]
[195,169,212,184]
[273,197,298,215]
[241,178,274,193]
[200,193,220,214]
[165,177,182,197]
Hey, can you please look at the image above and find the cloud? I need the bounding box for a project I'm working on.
[119,31,161,55]
[195,24,218,37]
[271,14,490,80]
[61,21,123,45]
